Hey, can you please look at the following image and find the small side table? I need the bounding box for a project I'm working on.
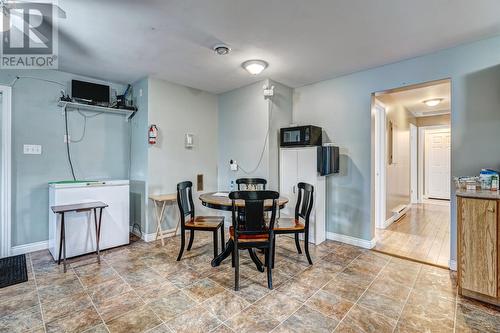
[51,201,108,272]
[149,193,179,246]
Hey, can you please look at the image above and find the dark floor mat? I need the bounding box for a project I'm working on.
[0,254,28,288]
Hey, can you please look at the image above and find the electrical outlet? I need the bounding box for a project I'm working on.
[23,144,42,155]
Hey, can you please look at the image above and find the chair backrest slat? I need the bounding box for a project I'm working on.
[236,178,267,191]
[295,182,314,222]
[177,181,195,224]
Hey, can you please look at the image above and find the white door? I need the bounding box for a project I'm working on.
[425,128,451,199]
[280,149,298,217]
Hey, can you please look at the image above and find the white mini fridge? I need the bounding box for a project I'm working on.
[48,180,130,260]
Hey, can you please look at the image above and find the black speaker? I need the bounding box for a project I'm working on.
[317,145,339,176]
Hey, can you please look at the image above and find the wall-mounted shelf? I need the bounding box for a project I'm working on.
[57,101,137,121]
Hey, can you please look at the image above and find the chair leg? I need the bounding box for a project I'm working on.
[187,230,195,251]
[304,231,313,265]
[177,229,186,261]
[220,225,225,253]
[213,230,219,259]
[272,238,276,269]
[267,247,273,290]
[295,233,302,254]
[234,244,240,291]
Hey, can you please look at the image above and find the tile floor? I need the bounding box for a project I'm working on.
[0,232,499,333]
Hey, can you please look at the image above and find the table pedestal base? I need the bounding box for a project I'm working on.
[211,239,265,272]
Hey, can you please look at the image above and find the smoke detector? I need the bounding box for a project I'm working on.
[212,44,231,55]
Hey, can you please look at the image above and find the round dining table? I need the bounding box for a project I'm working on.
[199,192,289,270]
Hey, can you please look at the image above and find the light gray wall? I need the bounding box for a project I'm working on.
[0,70,128,246]
[293,34,500,263]
[268,80,293,191]
[130,78,149,234]
[217,79,292,191]
[218,80,270,190]
[147,78,218,233]
[416,114,451,127]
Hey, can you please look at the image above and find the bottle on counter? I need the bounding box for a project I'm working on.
[491,174,499,191]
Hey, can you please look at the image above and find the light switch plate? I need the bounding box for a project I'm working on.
[23,144,42,155]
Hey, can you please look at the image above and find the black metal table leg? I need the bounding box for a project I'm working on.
[211,239,234,267]
[94,208,103,264]
[57,213,63,266]
[248,249,265,272]
[61,213,67,273]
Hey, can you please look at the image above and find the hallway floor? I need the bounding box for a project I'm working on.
[374,202,450,267]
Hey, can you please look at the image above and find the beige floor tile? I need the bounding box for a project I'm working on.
[0,304,44,333]
[357,291,405,321]
[225,306,280,333]
[41,290,93,322]
[166,304,221,333]
[274,304,338,332]
[251,291,303,322]
[203,290,250,321]
[368,275,412,301]
[305,289,354,321]
[341,304,396,333]
[106,305,162,333]
[454,302,500,333]
[0,290,39,318]
[276,278,319,303]
[183,278,225,302]
[86,276,133,305]
[95,290,145,322]
[148,290,196,321]
[45,305,102,333]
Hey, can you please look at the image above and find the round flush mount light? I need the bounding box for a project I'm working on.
[423,98,443,107]
[242,60,268,75]
[212,44,231,55]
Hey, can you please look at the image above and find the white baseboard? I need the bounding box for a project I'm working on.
[449,259,457,271]
[383,204,410,229]
[326,232,376,249]
[130,225,176,242]
[11,240,49,256]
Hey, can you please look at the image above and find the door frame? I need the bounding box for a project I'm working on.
[1,85,12,258]
[373,101,387,229]
[410,123,418,203]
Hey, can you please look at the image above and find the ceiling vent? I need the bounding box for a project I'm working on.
[212,44,231,55]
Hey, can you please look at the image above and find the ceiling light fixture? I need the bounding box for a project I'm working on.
[242,60,268,75]
[423,98,443,107]
[212,44,231,55]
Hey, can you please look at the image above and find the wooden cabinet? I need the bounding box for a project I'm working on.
[457,195,500,305]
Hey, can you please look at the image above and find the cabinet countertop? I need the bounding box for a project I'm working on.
[456,189,500,200]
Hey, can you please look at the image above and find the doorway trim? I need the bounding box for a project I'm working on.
[0,85,11,258]
[373,101,387,229]
[410,123,418,203]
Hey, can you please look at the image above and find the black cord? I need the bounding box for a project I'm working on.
[64,106,77,181]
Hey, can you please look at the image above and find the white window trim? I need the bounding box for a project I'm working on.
[1,85,12,258]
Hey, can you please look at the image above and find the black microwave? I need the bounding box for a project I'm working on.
[280,125,322,147]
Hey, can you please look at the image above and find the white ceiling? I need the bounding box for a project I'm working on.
[379,81,451,117]
[57,0,500,94]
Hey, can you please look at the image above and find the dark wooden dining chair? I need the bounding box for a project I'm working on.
[176,181,225,261]
[274,182,314,265]
[236,178,267,190]
[229,190,279,290]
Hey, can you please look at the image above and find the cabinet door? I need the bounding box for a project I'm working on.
[459,198,498,297]
[280,149,298,217]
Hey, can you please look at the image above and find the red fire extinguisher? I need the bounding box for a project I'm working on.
[148,125,158,145]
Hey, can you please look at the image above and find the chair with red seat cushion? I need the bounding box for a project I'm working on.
[176,181,224,261]
[229,190,279,290]
[273,182,314,265]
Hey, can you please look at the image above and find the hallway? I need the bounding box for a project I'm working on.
[374,203,450,267]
